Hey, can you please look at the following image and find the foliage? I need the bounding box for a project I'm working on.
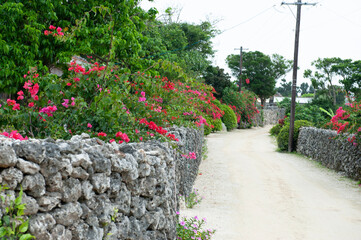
[0,56,225,144]
[270,124,282,136]
[0,185,35,240]
[222,87,259,126]
[277,120,313,151]
[142,19,218,80]
[179,188,203,209]
[304,57,346,106]
[226,52,292,105]
[220,104,237,131]
[277,79,292,97]
[203,65,232,99]
[301,93,314,98]
[0,1,156,94]
[299,82,310,95]
[177,215,215,240]
[211,118,223,132]
[277,98,334,128]
[333,59,361,101]
[325,101,361,146]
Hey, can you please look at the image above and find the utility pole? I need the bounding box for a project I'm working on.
[234,46,248,93]
[281,0,316,152]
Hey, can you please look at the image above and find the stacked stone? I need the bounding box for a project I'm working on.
[297,127,361,181]
[0,127,203,240]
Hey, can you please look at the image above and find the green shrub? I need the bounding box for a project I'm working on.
[211,118,223,132]
[277,120,313,151]
[220,104,237,131]
[203,123,212,136]
[269,124,282,136]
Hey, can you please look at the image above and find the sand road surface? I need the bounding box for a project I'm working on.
[181,126,361,240]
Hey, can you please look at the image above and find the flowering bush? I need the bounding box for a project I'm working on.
[326,101,361,146]
[0,43,224,146]
[221,87,259,127]
[177,215,215,240]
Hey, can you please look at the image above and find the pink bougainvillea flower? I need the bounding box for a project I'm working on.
[66,82,72,86]
[109,139,115,143]
[246,78,250,84]
[49,25,56,30]
[34,95,39,101]
[97,132,107,137]
[28,102,34,108]
[12,103,20,111]
[87,123,92,128]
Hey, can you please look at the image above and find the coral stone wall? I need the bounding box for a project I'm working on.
[297,127,361,181]
[0,127,203,240]
[253,107,286,126]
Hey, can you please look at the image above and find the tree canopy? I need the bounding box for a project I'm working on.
[226,51,292,105]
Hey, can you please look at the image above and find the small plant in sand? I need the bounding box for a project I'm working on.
[179,188,203,209]
[176,214,216,240]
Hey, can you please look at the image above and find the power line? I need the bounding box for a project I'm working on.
[221,5,276,33]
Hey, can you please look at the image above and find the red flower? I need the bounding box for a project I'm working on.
[97,132,107,137]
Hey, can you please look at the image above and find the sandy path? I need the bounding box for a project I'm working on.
[181,126,361,240]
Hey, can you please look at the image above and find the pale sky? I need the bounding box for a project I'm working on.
[141,0,361,86]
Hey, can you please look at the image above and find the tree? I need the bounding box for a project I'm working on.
[0,0,156,94]
[203,66,232,99]
[277,79,292,97]
[333,59,361,101]
[226,51,292,106]
[299,82,309,95]
[141,18,218,79]
[303,57,344,106]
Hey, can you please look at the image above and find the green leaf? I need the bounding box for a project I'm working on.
[0,227,7,237]
[18,219,29,233]
[19,233,35,240]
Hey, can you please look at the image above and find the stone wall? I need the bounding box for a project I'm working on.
[253,107,286,126]
[297,127,361,181]
[0,127,203,240]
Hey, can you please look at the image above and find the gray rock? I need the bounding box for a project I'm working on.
[13,141,45,164]
[87,151,111,174]
[87,225,104,240]
[38,192,61,212]
[1,167,23,189]
[0,145,17,167]
[22,193,39,215]
[114,183,131,214]
[116,216,131,239]
[71,221,89,240]
[62,178,82,202]
[52,202,83,226]
[40,158,72,178]
[17,158,40,174]
[51,224,72,240]
[71,167,89,180]
[91,173,110,194]
[82,181,94,200]
[29,213,56,237]
[139,163,151,177]
[43,142,61,159]
[131,196,146,218]
[69,153,92,169]
[22,173,46,197]
[46,172,63,192]
[58,141,81,154]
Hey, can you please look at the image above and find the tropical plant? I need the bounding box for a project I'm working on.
[277,120,313,151]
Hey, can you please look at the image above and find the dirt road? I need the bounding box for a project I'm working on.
[181,126,361,240]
